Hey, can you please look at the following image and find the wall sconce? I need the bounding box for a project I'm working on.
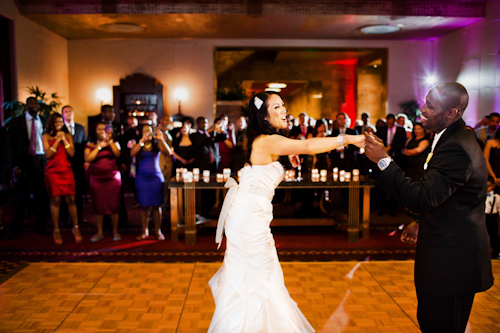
[173,87,188,120]
[95,87,112,105]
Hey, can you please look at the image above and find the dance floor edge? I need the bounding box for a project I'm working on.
[1,261,500,333]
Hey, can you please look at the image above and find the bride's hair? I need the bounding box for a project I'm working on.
[246,91,288,166]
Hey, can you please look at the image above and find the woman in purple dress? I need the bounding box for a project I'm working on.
[84,122,122,242]
[130,124,171,240]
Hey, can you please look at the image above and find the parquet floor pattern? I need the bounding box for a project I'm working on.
[1,261,500,332]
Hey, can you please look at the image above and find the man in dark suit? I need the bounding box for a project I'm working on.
[61,105,87,225]
[376,113,407,216]
[289,112,314,173]
[191,116,227,173]
[364,82,493,333]
[330,112,358,172]
[355,112,376,134]
[8,97,50,238]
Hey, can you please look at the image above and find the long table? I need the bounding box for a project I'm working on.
[169,178,376,245]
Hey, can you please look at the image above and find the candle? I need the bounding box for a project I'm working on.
[216,173,224,183]
[353,175,360,182]
[333,174,339,181]
[340,170,345,177]
[193,168,200,175]
[312,168,319,174]
[203,176,210,183]
[333,167,338,174]
[353,169,360,176]
[203,170,210,177]
[320,169,327,177]
[345,172,351,181]
[340,176,345,182]
[320,176,327,182]
[359,148,365,154]
[185,171,193,182]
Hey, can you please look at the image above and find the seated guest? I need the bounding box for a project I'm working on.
[84,122,122,242]
[232,116,248,171]
[42,113,80,245]
[172,119,195,171]
[215,116,235,173]
[476,112,500,146]
[308,118,330,170]
[402,122,430,181]
[329,112,358,172]
[131,125,171,240]
[61,105,87,225]
[8,97,49,239]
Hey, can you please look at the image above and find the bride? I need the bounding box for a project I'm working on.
[208,91,365,332]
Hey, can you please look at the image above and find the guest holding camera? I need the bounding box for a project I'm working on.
[130,125,171,240]
[84,122,122,242]
[42,113,80,245]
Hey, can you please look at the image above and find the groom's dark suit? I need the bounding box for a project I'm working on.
[376,119,493,331]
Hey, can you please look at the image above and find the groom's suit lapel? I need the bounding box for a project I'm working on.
[432,118,465,153]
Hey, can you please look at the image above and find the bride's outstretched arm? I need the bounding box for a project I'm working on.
[258,134,365,157]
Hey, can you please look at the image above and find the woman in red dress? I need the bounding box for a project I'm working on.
[42,113,80,245]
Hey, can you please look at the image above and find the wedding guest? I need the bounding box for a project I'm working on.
[61,105,87,225]
[84,122,122,242]
[131,125,171,240]
[308,118,330,170]
[8,97,49,239]
[232,116,248,171]
[289,112,313,172]
[329,112,358,172]
[191,116,227,173]
[42,113,80,245]
[483,126,500,189]
[485,176,500,259]
[215,116,235,173]
[355,112,376,134]
[397,113,413,139]
[476,112,500,146]
[402,122,430,181]
[172,119,195,171]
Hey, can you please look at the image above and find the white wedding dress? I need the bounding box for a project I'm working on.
[208,161,315,332]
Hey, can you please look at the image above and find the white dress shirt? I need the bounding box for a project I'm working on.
[485,191,500,214]
[25,112,44,155]
[65,120,76,136]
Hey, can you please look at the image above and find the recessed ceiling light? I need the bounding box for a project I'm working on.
[361,25,400,34]
[265,88,281,92]
[101,23,144,33]
[268,83,287,89]
[312,93,323,99]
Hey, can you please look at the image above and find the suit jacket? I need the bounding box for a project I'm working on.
[191,129,227,172]
[377,119,493,296]
[289,125,313,139]
[63,123,87,175]
[376,124,407,165]
[9,113,47,170]
[329,127,358,171]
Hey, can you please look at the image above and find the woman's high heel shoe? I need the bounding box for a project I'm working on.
[72,225,82,243]
[53,229,62,246]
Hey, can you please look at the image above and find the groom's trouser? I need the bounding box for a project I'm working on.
[417,292,474,333]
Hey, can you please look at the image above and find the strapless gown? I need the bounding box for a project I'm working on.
[209,161,315,332]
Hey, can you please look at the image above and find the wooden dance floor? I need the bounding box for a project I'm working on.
[1,261,500,332]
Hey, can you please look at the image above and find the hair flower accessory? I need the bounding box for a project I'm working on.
[254,96,264,110]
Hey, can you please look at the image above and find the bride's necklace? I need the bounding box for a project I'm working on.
[144,142,153,149]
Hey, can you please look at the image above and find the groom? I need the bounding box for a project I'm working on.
[364,82,493,333]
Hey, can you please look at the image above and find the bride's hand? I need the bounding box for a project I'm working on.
[348,134,365,149]
[288,154,301,168]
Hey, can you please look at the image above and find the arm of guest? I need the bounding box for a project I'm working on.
[63,133,75,157]
[43,134,61,159]
[84,144,100,162]
[109,140,121,158]
[156,131,172,156]
[484,141,500,184]
[403,139,430,156]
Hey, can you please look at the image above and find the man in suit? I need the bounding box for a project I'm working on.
[289,112,314,173]
[355,112,376,134]
[8,97,50,238]
[88,104,122,141]
[330,112,358,172]
[191,116,227,173]
[475,112,500,147]
[364,82,493,333]
[376,113,407,216]
[61,105,87,225]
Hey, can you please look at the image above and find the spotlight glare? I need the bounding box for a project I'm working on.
[268,82,287,89]
[265,88,281,92]
[426,76,437,85]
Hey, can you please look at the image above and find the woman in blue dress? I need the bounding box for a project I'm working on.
[130,124,171,240]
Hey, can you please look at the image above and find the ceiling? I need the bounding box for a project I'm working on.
[16,0,489,40]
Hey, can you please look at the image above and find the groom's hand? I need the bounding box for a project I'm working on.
[401,221,419,244]
[364,132,389,163]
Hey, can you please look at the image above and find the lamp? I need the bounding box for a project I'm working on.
[95,87,112,106]
[173,87,188,121]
